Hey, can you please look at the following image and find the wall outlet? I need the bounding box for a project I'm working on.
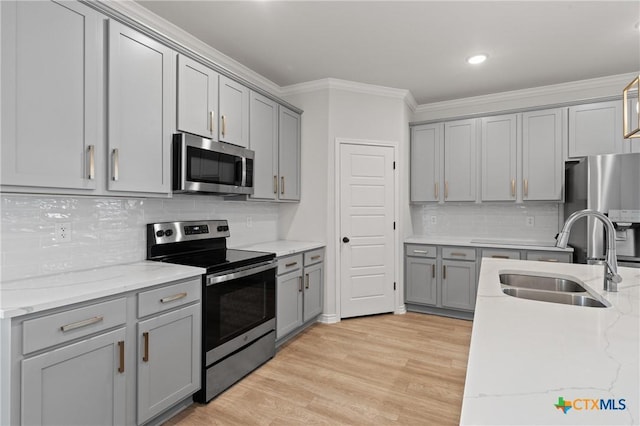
[246,216,253,228]
[430,216,437,225]
[55,222,72,242]
[525,216,535,227]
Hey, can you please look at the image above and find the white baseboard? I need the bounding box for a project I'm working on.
[394,305,407,315]
[318,313,340,324]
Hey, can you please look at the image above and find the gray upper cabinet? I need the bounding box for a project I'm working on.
[249,91,279,200]
[626,97,640,153]
[177,55,219,140]
[568,100,624,158]
[410,123,443,202]
[444,119,477,201]
[481,114,517,201]
[278,106,302,201]
[219,75,250,147]
[21,327,126,426]
[107,20,174,195]
[522,108,564,201]
[1,0,101,191]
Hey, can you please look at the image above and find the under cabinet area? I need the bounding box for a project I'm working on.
[276,248,324,345]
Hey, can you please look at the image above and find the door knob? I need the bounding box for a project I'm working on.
[342,237,350,243]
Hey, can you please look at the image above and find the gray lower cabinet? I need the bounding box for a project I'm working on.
[405,256,438,306]
[21,327,127,426]
[441,259,477,311]
[276,249,324,343]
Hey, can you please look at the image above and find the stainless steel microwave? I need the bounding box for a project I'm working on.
[173,133,254,195]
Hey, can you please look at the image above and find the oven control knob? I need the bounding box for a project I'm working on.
[156,230,164,237]
[164,229,173,237]
[217,225,229,232]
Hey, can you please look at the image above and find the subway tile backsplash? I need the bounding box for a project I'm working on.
[411,202,561,241]
[1,194,279,281]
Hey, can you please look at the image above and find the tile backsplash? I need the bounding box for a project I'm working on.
[1,194,279,281]
[411,202,562,241]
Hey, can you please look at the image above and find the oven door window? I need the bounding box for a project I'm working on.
[187,146,242,186]
[204,268,275,352]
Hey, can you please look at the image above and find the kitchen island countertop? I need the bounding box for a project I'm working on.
[461,258,639,425]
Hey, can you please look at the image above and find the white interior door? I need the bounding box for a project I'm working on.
[339,143,395,318]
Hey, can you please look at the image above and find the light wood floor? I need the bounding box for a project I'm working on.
[164,312,473,425]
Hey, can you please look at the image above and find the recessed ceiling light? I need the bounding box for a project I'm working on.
[467,54,488,65]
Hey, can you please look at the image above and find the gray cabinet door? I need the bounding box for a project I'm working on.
[303,262,323,322]
[177,55,219,140]
[522,108,564,201]
[405,257,438,306]
[444,119,477,201]
[249,91,279,200]
[137,303,201,425]
[278,106,302,201]
[1,0,101,191]
[21,328,126,426]
[411,123,442,202]
[441,260,477,311]
[276,270,303,339]
[107,20,174,194]
[626,97,640,153]
[568,101,623,158]
[481,114,517,201]
[219,75,249,147]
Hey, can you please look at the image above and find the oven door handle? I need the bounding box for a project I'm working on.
[206,260,276,286]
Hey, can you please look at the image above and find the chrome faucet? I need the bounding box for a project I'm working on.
[556,209,622,292]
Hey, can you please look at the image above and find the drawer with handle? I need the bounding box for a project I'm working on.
[481,249,521,260]
[406,244,436,258]
[22,297,127,355]
[442,247,476,260]
[277,254,303,275]
[138,278,201,318]
[304,248,325,266]
[525,251,572,263]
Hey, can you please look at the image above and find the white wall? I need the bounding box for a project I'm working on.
[0,194,280,281]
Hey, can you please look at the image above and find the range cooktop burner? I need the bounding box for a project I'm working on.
[163,248,275,274]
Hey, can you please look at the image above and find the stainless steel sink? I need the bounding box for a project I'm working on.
[499,273,586,292]
[502,287,609,308]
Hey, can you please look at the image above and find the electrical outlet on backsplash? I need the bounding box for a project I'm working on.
[0,194,280,281]
[410,202,562,241]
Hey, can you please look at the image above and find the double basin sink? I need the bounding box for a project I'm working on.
[500,273,610,308]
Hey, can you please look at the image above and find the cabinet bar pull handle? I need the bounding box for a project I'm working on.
[434,183,439,200]
[112,148,119,181]
[160,292,187,304]
[87,145,95,180]
[444,181,449,200]
[285,261,298,268]
[118,341,125,373]
[210,111,215,133]
[60,316,103,332]
[305,273,310,289]
[221,115,226,137]
[511,179,515,197]
[539,258,558,262]
[143,332,149,362]
[298,277,303,292]
[281,176,285,194]
[273,175,278,194]
[492,255,510,259]
[523,179,529,197]
[450,252,467,257]
[443,265,447,280]
[310,255,321,260]
[413,250,428,254]
[432,264,435,278]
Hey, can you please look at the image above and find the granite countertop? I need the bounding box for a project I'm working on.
[461,258,639,425]
[0,262,206,319]
[234,240,325,257]
[405,235,574,252]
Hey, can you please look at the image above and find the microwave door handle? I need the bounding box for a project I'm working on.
[241,157,247,187]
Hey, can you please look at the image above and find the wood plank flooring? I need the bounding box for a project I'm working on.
[164,312,473,426]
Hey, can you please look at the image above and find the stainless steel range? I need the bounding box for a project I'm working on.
[146,220,276,403]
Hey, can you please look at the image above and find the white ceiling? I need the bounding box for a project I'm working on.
[137,1,640,105]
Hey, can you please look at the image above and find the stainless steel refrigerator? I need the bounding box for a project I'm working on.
[564,153,640,268]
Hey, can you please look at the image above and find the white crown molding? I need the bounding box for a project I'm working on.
[282,78,417,111]
[414,72,637,115]
[98,0,282,97]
